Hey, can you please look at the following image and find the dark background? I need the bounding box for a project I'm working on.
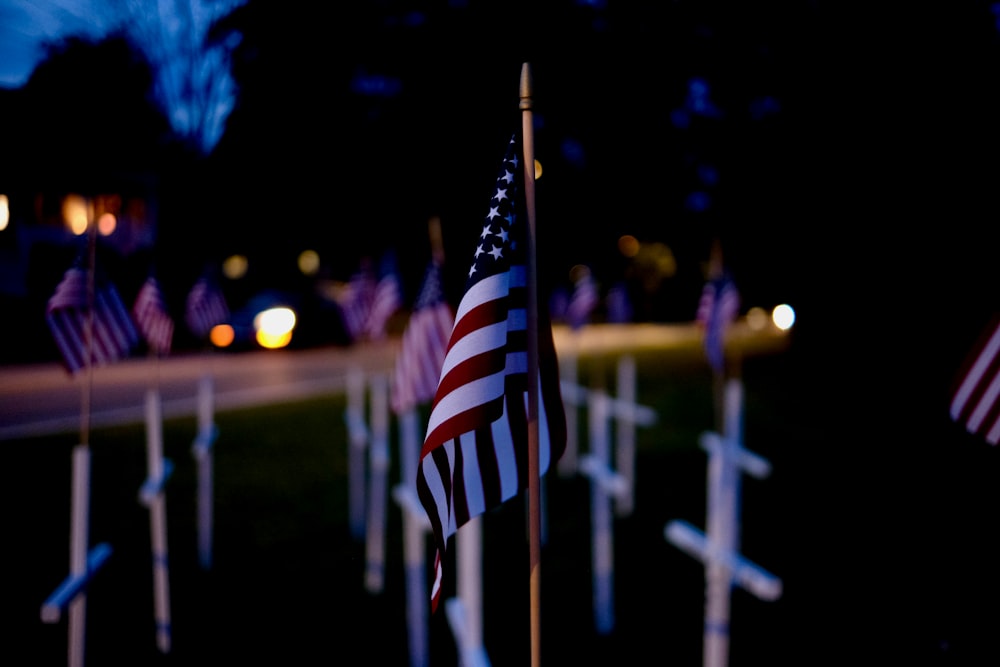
[3,1,998,356]
[4,4,1000,663]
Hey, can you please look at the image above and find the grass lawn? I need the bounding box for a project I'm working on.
[8,333,1000,665]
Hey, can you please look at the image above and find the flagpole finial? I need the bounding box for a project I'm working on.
[520,62,533,111]
[428,215,444,265]
[708,236,724,279]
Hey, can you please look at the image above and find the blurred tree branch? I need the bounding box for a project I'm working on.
[113,0,245,155]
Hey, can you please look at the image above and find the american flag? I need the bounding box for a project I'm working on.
[46,264,139,374]
[950,315,1000,445]
[566,269,599,331]
[605,281,633,324]
[696,271,740,373]
[185,275,229,339]
[390,260,454,415]
[363,250,403,341]
[416,134,566,613]
[336,260,376,342]
[133,276,174,355]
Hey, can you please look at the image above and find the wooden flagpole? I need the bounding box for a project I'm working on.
[519,61,544,667]
[71,209,97,667]
[81,208,96,447]
[706,237,726,432]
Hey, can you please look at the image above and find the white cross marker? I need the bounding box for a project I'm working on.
[664,378,782,667]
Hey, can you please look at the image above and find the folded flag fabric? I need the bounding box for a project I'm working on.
[696,270,740,373]
[133,276,174,355]
[390,260,454,415]
[950,315,1000,445]
[416,134,566,613]
[185,275,229,339]
[46,264,139,374]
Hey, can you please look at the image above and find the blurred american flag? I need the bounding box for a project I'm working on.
[390,260,453,415]
[185,275,229,340]
[696,271,739,373]
[46,264,138,374]
[133,276,174,355]
[950,315,1000,445]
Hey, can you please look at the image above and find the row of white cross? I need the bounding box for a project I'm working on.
[42,373,219,667]
[345,347,781,667]
[42,346,781,667]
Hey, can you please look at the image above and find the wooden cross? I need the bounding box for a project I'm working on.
[578,382,657,635]
[191,373,218,570]
[664,378,781,667]
[139,387,173,653]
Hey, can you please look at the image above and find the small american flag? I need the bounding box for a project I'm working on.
[416,134,566,613]
[336,260,376,342]
[566,268,599,330]
[950,315,1000,445]
[133,276,174,355]
[363,251,403,341]
[46,264,139,374]
[185,275,229,339]
[390,260,454,415]
[605,281,633,324]
[696,271,740,373]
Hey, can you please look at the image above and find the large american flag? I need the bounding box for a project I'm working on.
[696,271,740,373]
[950,315,1000,445]
[416,134,566,613]
[185,275,229,339]
[363,250,403,341]
[46,264,139,374]
[133,276,174,356]
[390,259,454,415]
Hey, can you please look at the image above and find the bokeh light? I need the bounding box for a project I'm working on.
[569,263,591,283]
[0,194,9,231]
[223,254,248,280]
[210,324,235,348]
[257,329,292,350]
[618,234,640,258]
[298,249,320,276]
[97,212,116,236]
[639,241,677,278]
[746,306,769,331]
[63,195,90,235]
[772,304,795,331]
[254,306,296,349]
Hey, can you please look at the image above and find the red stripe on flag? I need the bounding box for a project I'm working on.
[415,134,565,614]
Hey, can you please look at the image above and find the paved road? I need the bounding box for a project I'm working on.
[0,322,789,441]
[0,340,399,441]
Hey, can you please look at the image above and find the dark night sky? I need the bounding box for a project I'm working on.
[208,1,825,306]
[3,0,1000,366]
[205,1,1000,345]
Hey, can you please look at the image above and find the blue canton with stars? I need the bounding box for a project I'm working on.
[465,135,523,291]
